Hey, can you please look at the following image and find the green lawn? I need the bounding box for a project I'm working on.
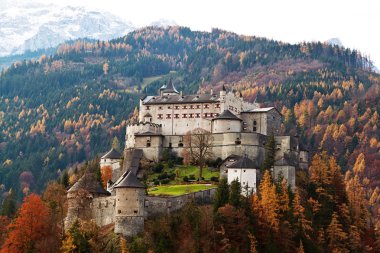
[147,164,220,184]
[147,184,216,196]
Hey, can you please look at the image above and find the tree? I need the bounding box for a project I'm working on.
[213,178,229,212]
[0,189,16,218]
[229,179,242,208]
[292,189,312,242]
[61,170,70,188]
[43,182,68,241]
[1,194,50,253]
[258,170,280,231]
[326,212,349,253]
[101,166,112,188]
[261,133,275,172]
[112,136,120,151]
[183,128,213,179]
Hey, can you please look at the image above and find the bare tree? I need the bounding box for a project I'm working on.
[183,128,213,180]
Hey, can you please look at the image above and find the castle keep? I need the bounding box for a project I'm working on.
[65,80,308,237]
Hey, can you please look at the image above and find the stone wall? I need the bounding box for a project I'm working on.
[145,188,216,216]
[91,196,116,227]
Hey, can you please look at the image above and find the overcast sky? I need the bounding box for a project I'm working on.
[15,0,380,66]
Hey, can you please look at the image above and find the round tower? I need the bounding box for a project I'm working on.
[212,110,242,133]
[114,171,145,237]
[65,171,110,230]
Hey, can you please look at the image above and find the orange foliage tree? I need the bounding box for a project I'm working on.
[101,166,112,188]
[1,194,50,253]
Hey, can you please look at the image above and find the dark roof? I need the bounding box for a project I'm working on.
[160,79,179,94]
[212,110,242,121]
[143,93,220,105]
[101,148,122,159]
[228,156,259,169]
[114,171,145,189]
[134,131,163,136]
[143,113,152,117]
[68,172,110,195]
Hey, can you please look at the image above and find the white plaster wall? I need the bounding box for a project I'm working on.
[228,168,257,194]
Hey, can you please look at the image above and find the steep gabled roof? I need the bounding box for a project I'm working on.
[160,79,179,94]
[212,110,242,121]
[101,148,121,159]
[143,93,220,105]
[114,171,145,189]
[68,171,110,195]
[227,156,259,169]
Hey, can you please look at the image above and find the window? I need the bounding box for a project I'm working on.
[234,170,237,173]
[196,105,201,109]
[118,210,121,214]
[178,142,183,147]
[253,120,257,125]
[174,114,179,119]
[159,106,162,110]
[166,114,171,119]
[158,114,163,119]
[168,106,171,109]
[182,114,187,118]
[146,106,150,110]
[253,126,257,132]
[182,105,187,109]
[190,105,194,109]
[134,210,138,214]
[196,113,200,118]
[175,106,179,109]
[189,113,194,118]
[204,104,209,109]
[216,104,220,108]
[243,170,246,172]
[169,142,172,148]
[203,113,208,118]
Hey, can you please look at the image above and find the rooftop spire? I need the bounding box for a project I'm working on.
[159,78,179,95]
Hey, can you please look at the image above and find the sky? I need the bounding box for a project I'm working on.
[12,0,380,66]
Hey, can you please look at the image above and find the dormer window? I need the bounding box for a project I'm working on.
[146,106,150,110]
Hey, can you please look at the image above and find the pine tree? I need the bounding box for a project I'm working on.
[261,134,276,172]
[112,136,120,151]
[259,170,280,231]
[326,212,349,253]
[293,189,312,241]
[229,179,241,208]
[214,178,229,212]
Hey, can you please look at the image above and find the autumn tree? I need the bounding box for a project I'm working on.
[101,166,112,188]
[326,212,349,253]
[183,128,213,179]
[1,194,50,253]
[112,136,121,151]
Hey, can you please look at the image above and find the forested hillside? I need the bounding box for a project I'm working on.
[0,26,378,205]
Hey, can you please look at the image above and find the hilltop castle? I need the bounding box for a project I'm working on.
[65,80,308,237]
[125,80,308,192]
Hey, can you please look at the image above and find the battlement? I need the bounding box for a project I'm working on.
[127,121,162,128]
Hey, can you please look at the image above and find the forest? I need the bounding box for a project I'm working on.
[0,26,379,251]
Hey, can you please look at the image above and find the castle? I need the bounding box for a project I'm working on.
[65,80,308,237]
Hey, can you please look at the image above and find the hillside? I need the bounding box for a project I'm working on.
[0,26,379,201]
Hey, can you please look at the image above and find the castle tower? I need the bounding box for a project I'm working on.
[65,171,110,230]
[212,110,242,133]
[113,171,145,237]
[159,79,179,96]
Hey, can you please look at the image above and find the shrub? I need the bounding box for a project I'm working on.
[153,179,160,185]
[161,178,170,184]
[153,163,164,173]
[183,176,189,182]
[157,172,168,180]
[189,174,196,180]
[210,176,219,182]
[167,160,174,169]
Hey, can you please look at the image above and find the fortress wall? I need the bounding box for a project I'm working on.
[91,196,116,227]
[273,165,296,191]
[145,188,216,217]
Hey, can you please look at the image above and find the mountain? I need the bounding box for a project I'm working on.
[0,1,135,57]
[0,26,378,201]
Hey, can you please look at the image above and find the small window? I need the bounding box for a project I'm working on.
[234,170,237,173]
[159,106,162,110]
[253,127,257,131]
[183,114,187,118]
[175,106,179,109]
[182,105,187,109]
[243,170,246,172]
[146,106,150,110]
[190,105,194,109]
[118,210,121,214]
[196,105,201,109]
[134,210,138,214]
[169,142,172,148]
[216,104,220,108]
[253,120,257,125]
[178,142,183,147]
[168,106,171,109]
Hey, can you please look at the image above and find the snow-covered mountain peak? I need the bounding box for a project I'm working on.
[0,2,135,57]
